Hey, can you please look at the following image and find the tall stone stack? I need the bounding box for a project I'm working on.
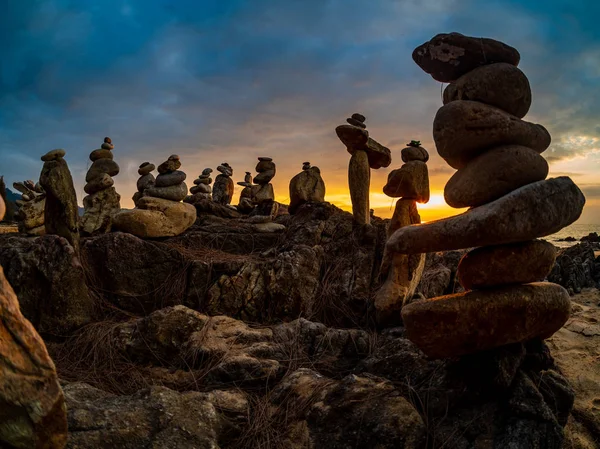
[13,180,46,235]
[237,180,255,213]
[133,162,156,207]
[80,137,121,236]
[186,168,213,203]
[374,141,430,326]
[387,33,586,359]
[113,155,196,238]
[213,163,234,205]
[288,161,326,214]
[250,157,278,219]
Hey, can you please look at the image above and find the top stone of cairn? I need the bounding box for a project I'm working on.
[412,32,520,83]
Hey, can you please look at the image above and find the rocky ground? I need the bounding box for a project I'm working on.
[1,201,599,448]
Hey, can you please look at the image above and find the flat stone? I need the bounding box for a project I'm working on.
[217,164,233,176]
[258,157,273,162]
[387,177,585,254]
[90,149,113,161]
[86,159,120,182]
[412,32,520,82]
[41,149,66,161]
[401,282,570,359]
[383,161,430,203]
[194,176,212,185]
[157,158,181,174]
[401,146,429,163]
[155,170,187,187]
[145,183,188,202]
[433,100,551,169]
[137,173,155,192]
[346,118,366,128]
[351,112,366,122]
[113,197,197,238]
[289,166,326,214]
[457,240,557,290]
[101,142,114,150]
[84,173,114,194]
[190,184,211,194]
[336,124,369,149]
[444,145,549,208]
[138,162,155,176]
[443,63,532,118]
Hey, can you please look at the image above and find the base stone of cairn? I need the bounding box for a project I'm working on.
[133,162,156,207]
[374,141,429,326]
[0,196,68,449]
[247,157,284,232]
[237,179,255,214]
[39,149,81,253]
[185,168,213,204]
[80,137,121,236]
[335,113,391,225]
[113,155,196,238]
[213,163,234,206]
[390,33,586,359]
[288,161,326,214]
[13,180,46,235]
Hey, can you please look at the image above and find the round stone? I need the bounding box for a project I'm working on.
[86,159,120,182]
[457,240,557,290]
[90,149,113,162]
[346,118,367,128]
[138,162,155,176]
[41,149,66,161]
[155,170,187,187]
[101,142,115,150]
[401,282,570,359]
[444,145,549,208]
[401,146,429,163]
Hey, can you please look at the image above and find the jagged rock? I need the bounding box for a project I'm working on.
[289,165,326,214]
[402,282,570,358]
[433,100,551,169]
[548,243,599,293]
[0,264,67,448]
[80,187,121,236]
[416,250,465,298]
[458,240,557,289]
[387,177,585,254]
[444,145,549,207]
[16,194,46,234]
[383,161,430,202]
[443,62,532,118]
[413,32,520,82]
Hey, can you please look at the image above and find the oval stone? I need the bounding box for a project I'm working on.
[383,161,430,203]
[41,149,66,161]
[401,282,570,359]
[137,173,155,192]
[138,162,155,176]
[86,159,120,182]
[90,149,113,162]
[412,32,520,82]
[457,240,557,290]
[157,159,182,174]
[84,173,114,194]
[444,145,549,208]
[145,182,188,202]
[401,146,429,163]
[155,170,187,187]
[443,63,531,118]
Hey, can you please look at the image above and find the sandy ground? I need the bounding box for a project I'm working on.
[549,288,600,448]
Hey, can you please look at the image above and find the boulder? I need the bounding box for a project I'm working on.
[289,166,326,214]
[383,161,430,202]
[154,170,187,187]
[444,145,549,208]
[443,63,532,118]
[251,183,275,205]
[402,282,570,358]
[80,187,121,236]
[433,100,551,169]
[144,182,188,202]
[113,197,197,238]
[85,158,120,182]
[412,32,520,82]
[387,177,585,254]
[0,265,67,448]
[457,240,557,289]
[548,243,599,293]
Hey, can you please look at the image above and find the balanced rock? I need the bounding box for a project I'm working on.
[134,163,156,207]
[157,155,181,174]
[213,163,234,205]
[401,142,429,163]
[289,163,326,214]
[13,181,46,235]
[145,182,188,202]
[155,170,186,187]
[84,173,114,195]
[457,240,557,290]
[443,63,532,118]
[412,32,520,82]
[138,162,155,176]
[444,145,549,208]
[383,161,430,203]
[85,158,120,182]
[433,100,551,169]
[401,282,570,359]
[41,148,66,162]
[90,149,113,161]
[254,157,276,185]
[237,182,255,213]
[387,177,585,254]
[186,168,213,203]
[244,171,252,184]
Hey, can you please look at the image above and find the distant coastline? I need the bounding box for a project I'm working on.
[548,223,600,248]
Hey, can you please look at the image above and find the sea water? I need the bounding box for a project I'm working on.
[547,223,600,248]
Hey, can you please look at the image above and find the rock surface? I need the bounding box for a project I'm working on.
[289,166,326,214]
[80,187,121,236]
[383,161,430,203]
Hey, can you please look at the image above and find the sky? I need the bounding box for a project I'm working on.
[1,0,599,223]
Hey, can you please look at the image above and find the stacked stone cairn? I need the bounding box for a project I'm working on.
[133,162,156,207]
[237,172,255,214]
[249,157,278,221]
[374,141,429,326]
[288,161,326,214]
[113,155,196,238]
[213,163,234,205]
[185,168,213,203]
[386,33,586,359]
[80,137,121,236]
[335,113,391,225]
[13,180,46,235]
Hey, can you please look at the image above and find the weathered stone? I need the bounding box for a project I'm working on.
[412,32,520,82]
[237,186,255,213]
[89,148,113,161]
[402,282,570,359]
[85,158,120,182]
[216,163,233,177]
[132,191,143,207]
[113,197,196,238]
[387,177,585,254]
[145,182,188,202]
[0,264,67,449]
[251,183,275,205]
[336,125,392,169]
[289,166,326,214]
[190,183,211,194]
[383,161,430,202]
[39,155,80,253]
[401,146,429,163]
[84,172,114,194]
[443,63,532,118]
[458,240,557,290]
[138,162,155,176]
[348,149,371,225]
[41,148,66,161]
[351,112,366,122]
[346,117,366,128]
[433,100,551,169]
[444,145,549,208]
[157,155,181,174]
[136,173,155,192]
[80,187,121,236]
[155,170,187,187]
[213,174,234,205]
[17,195,45,233]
